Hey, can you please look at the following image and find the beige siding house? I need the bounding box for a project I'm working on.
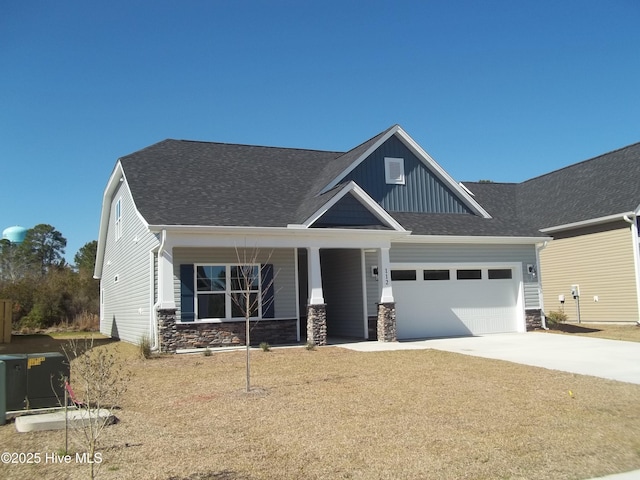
[540,221,639,323]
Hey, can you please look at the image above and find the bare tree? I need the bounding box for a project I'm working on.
[230,247,276,393]
[62,337,131,479]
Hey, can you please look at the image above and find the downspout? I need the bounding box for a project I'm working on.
[623,214,640,325]
[536,241,549,330]
[150,229,167,351]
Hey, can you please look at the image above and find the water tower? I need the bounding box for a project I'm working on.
[2,225,28,244]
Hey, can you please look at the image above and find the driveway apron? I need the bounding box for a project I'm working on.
[339,332,640,385]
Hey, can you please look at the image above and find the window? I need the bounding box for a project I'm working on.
[424,269,450,281]
[384,157,405,185]
[489,268,512,279]
[195,264,261,320]
[114,198,122,241]
[391,269,416,281]
[456,269,481,280]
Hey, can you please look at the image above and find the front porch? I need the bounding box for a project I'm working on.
[155,243,398,353]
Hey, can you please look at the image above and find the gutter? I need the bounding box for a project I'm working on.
[150,229,167,352]
[541,211,635,234]
[622,214,640,326]
[536,241,549,330]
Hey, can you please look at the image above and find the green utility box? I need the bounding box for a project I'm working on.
[0,353,68,411]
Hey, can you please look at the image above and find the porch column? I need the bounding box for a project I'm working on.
[377,247,396,342]
[306,247,327,346]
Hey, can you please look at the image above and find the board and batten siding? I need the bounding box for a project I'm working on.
[345,135,472,214]
[540,223,639,323]
[172,247,297,321]
[100,180,159,344]
[321,249,365,337]
[362,243,540,316]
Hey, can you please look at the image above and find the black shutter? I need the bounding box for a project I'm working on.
[180,264,195,322]
[261,264,275,318]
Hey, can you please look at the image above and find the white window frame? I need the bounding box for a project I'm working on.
[195,264,262,321]
[384,157,405,185]
[114,198,122,241]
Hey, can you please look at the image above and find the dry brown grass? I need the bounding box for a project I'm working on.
[2,342,640,480]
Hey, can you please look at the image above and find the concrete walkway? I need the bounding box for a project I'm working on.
[338,332,640,479]
[338,332,640,385]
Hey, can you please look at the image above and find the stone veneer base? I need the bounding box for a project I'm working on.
[377,302,397,342]
[526,309,543,330]
[306,304,327,346]
[158,309,297,353]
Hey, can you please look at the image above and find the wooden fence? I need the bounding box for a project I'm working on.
[0,300,11,343]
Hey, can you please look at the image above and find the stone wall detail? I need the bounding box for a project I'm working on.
[157,308,297,353]
[526,309,543,330]
[377,302,397,342]
[306,304,327,346]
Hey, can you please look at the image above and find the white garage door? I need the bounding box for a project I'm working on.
[393,265,521,339]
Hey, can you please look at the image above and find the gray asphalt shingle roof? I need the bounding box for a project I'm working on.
[121,140,342,227]
[517,142,640,229]
[120,129,640,238]
[464,142,640,231]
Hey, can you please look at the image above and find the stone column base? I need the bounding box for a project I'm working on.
[526,309,543,330]
[307,304,327,346]
[377,302,397,342]
[157,308,178,353]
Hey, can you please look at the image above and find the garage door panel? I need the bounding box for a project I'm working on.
[393,267,519,339]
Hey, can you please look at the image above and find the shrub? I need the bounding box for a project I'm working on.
[138,335,152,359]
[305,341,316,351]
[259,342,271,352]
[18,309,46,332]
[546,310,568,329]
[203,347,212,357]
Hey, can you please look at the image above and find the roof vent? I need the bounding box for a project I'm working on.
[384,157,405,185]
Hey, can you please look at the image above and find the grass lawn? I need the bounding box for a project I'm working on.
[2,338,640,480]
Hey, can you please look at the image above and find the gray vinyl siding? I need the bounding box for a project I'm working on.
[345,135,472,214]
[364,250,380,316]
[366,242,541,310]
[172,248,297,321]
[100,180,159,344]
[321,249,365,338]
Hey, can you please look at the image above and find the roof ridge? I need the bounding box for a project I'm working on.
[171,138,344,155]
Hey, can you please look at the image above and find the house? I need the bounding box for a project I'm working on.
[94,125,548,353]
[519,143,640,324]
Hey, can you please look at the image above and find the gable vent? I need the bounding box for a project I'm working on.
[384,157,405,185]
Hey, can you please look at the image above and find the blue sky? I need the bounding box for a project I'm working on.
[2,0,639,261]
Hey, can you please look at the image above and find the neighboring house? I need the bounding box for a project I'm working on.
[522,143,640,324]
[465,142,640,324]
[94,125,548,352]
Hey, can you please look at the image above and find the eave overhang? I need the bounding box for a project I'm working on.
[392,234,551,245]
[540,211,637,234]
[94,161,124,279]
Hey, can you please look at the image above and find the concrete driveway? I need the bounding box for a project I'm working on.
[339,332,640,385]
